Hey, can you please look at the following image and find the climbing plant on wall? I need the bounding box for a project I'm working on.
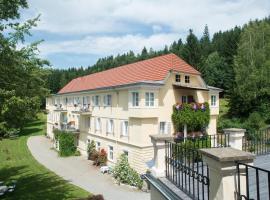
[53,129,77,156]
[171,102,210,132]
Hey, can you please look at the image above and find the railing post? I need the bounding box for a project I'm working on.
[223,128,246,150]
[200,147,255,200]
[150,134,173,178]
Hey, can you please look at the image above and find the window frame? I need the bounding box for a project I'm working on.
[182,95,188,103]
[211,95,217,107]
[145,92,155,107]
[175,74,181,82]
[108,145,114,161]
[107,119,114,134]
[131,92,139,107]
[185,75,190,83]
[121,120,129,137]
[95,117,101,132]
[94,95,100,106]
[103,94,112,106]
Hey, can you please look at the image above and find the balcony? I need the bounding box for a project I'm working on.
[55,121,80,134]
[53,104,67,112]
[72,105,92,115]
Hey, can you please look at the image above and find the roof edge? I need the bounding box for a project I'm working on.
[54,81,164,96]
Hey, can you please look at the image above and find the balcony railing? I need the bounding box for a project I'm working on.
[72,104,92,114]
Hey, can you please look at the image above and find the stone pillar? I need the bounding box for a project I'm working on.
[150,134,173,177]
[200,148,255,200]
[223,128,246,150]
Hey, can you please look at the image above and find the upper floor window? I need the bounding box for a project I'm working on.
[211,95,217,107]
[85,117,91,129]
[121,121,129,136]
[145,92,154,107]
[175,74,181,82]
[185,75,190,83]
[107,119,114,134]
[95,117,101,132]
[132,92,139,107]
[83,96,90,106]
[93,95,100,106]
[74,97,80,105]
[103,94,112,106]
[68,97,73,105]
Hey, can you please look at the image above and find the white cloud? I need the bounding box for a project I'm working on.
[39,33,180,56]
[24,0,270,35]
[20,0,270,67]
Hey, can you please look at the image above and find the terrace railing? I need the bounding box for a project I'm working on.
[165,133,230,200]
[242,127,270,155]
[236,162,270,200]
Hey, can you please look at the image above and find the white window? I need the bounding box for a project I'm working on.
[121,121,129,136]
[182,96,188,103]
[95,118,101,132]
[68,97,73,105]
[96,141,101,151]
[175,74,181,82]
[83,96,90,106]
[159,122,171,134]
[145,92,154,107]
[132,92,139,107]
[85,117,90,129]
[185,75,190,83]
[74,97,80,105]
[108,146,114,161]
[103,94,112,106]
[93,95,100,106]
[107,119,114,134]
[123,150,128,158]
[211,95,217,106]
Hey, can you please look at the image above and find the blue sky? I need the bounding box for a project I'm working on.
[21,0,270,69]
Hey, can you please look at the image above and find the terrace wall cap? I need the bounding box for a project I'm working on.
[223,128,246,132]
[150,134,173,141]
[199,147,255,162]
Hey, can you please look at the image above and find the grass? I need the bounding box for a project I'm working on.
[0,113,90,200]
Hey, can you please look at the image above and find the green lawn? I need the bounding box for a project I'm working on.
[0,113,90,200]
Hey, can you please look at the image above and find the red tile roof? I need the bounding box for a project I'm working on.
[58,53,200,94]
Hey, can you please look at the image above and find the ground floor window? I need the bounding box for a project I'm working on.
[96,141,101,151]
[159,121,171,134]
[123,150,128,160]
[108,146,114,161]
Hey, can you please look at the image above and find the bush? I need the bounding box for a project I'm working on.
[76,194,104,200]
[172,102,210,132]
[93,149,107,166]
[244,112,266,133]
[87,141,96,160]
[53,129,77,157]
[113,154,143,189]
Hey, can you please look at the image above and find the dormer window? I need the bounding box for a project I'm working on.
[185,75,190,83]
[175,74,181,82]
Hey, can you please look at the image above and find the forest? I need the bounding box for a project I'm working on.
[0,0,269,136]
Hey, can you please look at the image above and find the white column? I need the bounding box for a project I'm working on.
[200,148,255,200]
[223,128,246,150]
[150,134,173,177]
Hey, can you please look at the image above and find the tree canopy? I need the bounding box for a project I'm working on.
[0,0,49,136]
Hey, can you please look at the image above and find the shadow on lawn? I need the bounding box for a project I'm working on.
[0,166,84,200]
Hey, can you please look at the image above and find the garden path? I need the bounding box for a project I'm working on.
[27,136,150,200]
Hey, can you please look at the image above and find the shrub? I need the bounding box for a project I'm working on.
[53,129,77,157]
[76,194,104,200]
[171,102,210,132]
[113,154,143,189]
[93,149,107,166]
[87,141,96,160]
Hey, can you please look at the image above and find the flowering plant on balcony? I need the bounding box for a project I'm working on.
[172,102,210,133]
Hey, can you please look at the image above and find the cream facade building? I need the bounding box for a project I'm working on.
[46,53,221,173]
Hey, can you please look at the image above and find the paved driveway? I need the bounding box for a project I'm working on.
[27,136,150,200]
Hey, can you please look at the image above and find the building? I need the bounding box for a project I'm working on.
[46,53,221,173]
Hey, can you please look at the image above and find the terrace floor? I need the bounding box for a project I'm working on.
[27,136,150,200]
